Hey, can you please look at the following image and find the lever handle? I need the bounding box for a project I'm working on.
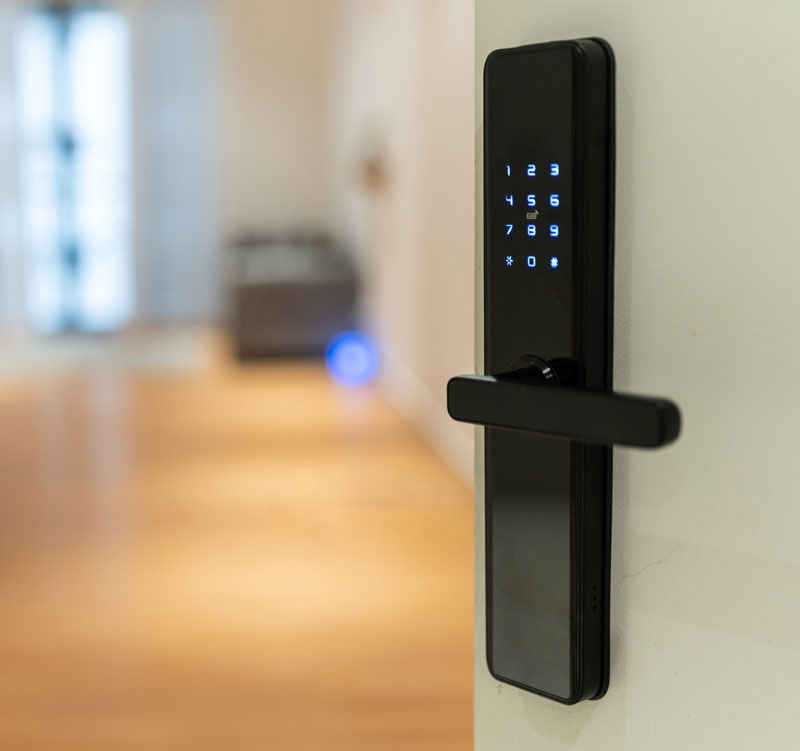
[447,374,680,448]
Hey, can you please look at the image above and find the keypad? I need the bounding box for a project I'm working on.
[494,160,569,273]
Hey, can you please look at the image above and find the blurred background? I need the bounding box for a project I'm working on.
[0,1,475,748]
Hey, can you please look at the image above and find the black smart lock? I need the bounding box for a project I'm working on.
[447,39,681,703]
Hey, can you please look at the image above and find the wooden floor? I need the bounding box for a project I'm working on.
[0,334,473,750]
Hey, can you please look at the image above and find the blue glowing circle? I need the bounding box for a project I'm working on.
[325,331,379,387]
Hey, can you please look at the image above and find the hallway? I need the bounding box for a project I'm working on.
[0,333,473,750]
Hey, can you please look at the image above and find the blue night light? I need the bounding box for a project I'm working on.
[325,331,379,387]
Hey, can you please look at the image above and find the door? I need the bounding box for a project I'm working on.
[474,2,800,748]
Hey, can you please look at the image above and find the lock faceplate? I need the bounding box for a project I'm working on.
[483,39,615,703]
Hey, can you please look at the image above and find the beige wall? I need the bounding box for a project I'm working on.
[475,1,800,748]
[217,0,336,238]
[328,0,475,480]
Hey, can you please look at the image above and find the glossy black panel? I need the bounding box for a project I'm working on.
[483,40,614,703]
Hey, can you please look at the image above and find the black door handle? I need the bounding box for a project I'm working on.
[447,370,680,448]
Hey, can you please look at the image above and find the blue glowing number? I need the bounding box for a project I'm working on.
[506,164,511,177]
[527,194,536,207]
[505,194,514,207]
[527,224,536,237]
[550,163,560,176]
[527,256,536,268]
[549,224,559,237]
[505,224,513,236]
[549,194,560,207]
[527,164,536,177]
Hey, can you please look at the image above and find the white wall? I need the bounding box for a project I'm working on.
[328,0,475,480]
[129,0,220,322]
[475,1,800,748]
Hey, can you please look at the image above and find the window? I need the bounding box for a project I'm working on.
[16,5,132,332]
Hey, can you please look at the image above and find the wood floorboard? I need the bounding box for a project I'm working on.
[0,334,474,750]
